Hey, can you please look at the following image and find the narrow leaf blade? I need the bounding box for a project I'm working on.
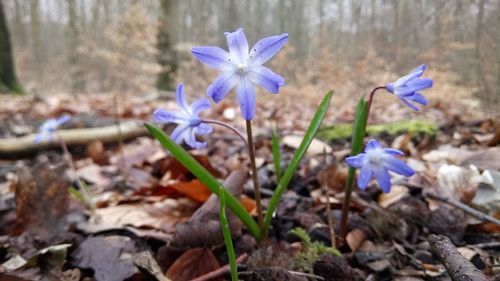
[145,123,261,240]
[263,91,334,233]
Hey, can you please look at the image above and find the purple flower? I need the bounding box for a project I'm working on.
[34,114,71,143]
[191,28,288,120]
[345,139,414,193]
[153,83,213,149]
[386,64,433,111]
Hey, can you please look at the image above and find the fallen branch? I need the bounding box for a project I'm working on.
[0,120,148,157]
[428,234,488,281]
[425,192,500,225]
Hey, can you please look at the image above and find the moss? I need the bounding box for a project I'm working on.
[317,119,438,142]
[289,227,340,273]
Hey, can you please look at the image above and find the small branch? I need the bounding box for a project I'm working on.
[322,183,336,248]
[191,254,248,281]
[0,121,148,156]
[424,192,500,225]
[202,119,247,145]
[428,234,488,281]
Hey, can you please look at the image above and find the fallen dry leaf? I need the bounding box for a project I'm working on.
[282,135,332,156]
[170,180,212,203]
[165,247,220,281]
[71,236,141,281]
[80,200,192,233]
[378,185,409,208]
[346,228,366,252]
[15,162,70,240]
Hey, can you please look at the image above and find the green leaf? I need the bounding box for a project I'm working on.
[145,123,261,240]
[271,125,282,182]
[345,97,369,190]
[219,187,238,281]
[350,97,369,155]
[263,91,334,235]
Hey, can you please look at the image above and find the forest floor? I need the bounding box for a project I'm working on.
[0,89,499,281]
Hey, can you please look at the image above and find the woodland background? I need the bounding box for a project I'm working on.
[1,0,500,115]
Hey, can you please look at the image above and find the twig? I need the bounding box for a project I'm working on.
[191,254,248,281]
[238,269,325,281]
[424,192,500,225]
[287,270,325,280]
[322,183,336,248]
[428,234,488,281]
[472,241,500,250]
[0,121,147,156]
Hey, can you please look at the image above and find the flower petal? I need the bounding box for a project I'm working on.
[191,46,234,71]
[224,28,249,63]
[394,65,425,86]
[170,125,190,144]
[196,123,213,135]
[382,148,405,156]
[185,129,207,149]
[190,98,211,115]
[175,84,190,112]
[248,65,285,94]
[236,77,256,120]
[153,108,189,124]
[345,154,365,168]
[55,114,71,126]
[399,97,421,111]
[34,132,46,144]
[358,165,373,190]
[397,78,433,96]
[383,157,415,177]
[365,139,382,152]
[248,33,288,66]
[405,92,427,105]
[207,72,239,103]
[373,167,392,193]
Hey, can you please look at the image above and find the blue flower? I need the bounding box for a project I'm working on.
[153,83,213,149]
[345,139,414,193]
[191,28,288,120]
[34,114,71,143]
[386,64,433,111]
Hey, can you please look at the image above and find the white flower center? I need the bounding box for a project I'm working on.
[237,63,248,74]
[366,148,385,165]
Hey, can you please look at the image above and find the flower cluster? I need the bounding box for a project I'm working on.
[192,28,288,120]
[34,114,71,143]
[345,139,414,192]
[385,64,433,111]
[154,28,288,148]
[153,84,212,149]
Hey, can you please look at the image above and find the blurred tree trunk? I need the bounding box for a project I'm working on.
[0,0,23,94]
[156,0,177,91]
[67,0,86,93]
[13,0,26,45]
[30,0,43,81]
[475,0,490,109]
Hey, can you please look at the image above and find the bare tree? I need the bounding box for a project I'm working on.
[156,0,177,91]
[0,0,23,94]
[67,0,86,93]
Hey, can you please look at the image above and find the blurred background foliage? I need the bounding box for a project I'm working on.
[1,0,499,114]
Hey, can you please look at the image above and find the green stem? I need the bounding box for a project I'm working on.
[219,186,238,281]
[245,120,264,234]
[338,97,369,241]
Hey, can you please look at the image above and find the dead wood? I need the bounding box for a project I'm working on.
[0,120,148,157]
[428,234,488,281]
